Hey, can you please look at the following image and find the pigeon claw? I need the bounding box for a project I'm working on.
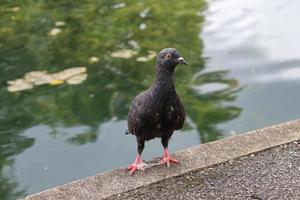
[127,163,145,175]
[128,164,138,175]
[161,148,179,167]
[127,154,144,175]
[161,156,179,168]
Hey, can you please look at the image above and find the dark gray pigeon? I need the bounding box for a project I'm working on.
[126,48,188,175]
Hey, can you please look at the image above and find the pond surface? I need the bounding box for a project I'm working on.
[0,0,300,199]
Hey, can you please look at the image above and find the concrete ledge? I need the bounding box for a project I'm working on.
[25,119,300,200]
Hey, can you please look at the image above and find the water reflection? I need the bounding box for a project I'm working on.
[0,1,240,198]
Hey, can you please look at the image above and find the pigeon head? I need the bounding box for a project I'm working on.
[156,48,188,72]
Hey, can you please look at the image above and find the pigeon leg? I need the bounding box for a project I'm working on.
[127,154,143,175]
[161,148,179,167]
[127,138,145,175]
[161,136,179,167]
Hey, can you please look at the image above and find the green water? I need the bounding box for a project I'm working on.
[1,0,300,199]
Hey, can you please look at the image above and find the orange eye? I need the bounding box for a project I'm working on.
[165,53,172,59]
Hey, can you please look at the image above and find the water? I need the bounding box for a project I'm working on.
[202,0,300,133]
[0,0,299,199]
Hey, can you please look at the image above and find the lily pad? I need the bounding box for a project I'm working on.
[52,67,87,80]
[66,73,88,85]
[25,71,53,85]
[7,67,88,92]
[55,21,66,27]
[88,56,99,64]
[7,79,33,92]
[136,50,157,62]
[50,79,64,86]
[49,28,61,36]
[111,49,138,59]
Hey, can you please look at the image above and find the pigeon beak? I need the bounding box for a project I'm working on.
[177,57,188,65]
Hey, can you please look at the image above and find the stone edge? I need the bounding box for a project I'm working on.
[24,119,300,200]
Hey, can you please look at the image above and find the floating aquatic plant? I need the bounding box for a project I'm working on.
[7,67,88,92]
[110,49,138,59]
[136,50,157,62]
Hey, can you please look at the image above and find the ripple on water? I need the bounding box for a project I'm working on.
[202,0,300,84]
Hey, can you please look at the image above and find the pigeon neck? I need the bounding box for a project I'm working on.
[153,65,175,88]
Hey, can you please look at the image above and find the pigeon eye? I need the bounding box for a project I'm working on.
[165,53,172,59]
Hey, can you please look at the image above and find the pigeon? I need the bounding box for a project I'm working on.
[126,48,188,175]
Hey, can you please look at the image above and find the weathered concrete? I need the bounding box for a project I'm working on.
[24,119,300,200]
[110,140,300,199]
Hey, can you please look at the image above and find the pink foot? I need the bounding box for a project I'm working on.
[161,148,179,167]
[127,154,144,175]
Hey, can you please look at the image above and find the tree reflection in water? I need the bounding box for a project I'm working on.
[0,1,241,198]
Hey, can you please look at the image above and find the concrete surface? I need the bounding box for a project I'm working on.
[24,119,300,200]
[110,140,300,200]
